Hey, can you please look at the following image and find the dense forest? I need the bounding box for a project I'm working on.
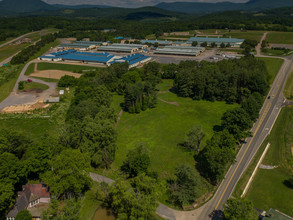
[1,6,293,42]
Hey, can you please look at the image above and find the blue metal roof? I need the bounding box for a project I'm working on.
[112,53,150,66]
[62,53,114,63]
[188,37,244,44]
[50,50,76,57]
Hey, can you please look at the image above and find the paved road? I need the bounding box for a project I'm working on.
[0,60,57,110]
[0,31,38,49]
[156,33,293,219]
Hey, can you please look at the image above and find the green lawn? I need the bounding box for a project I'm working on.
[244,107,293,216]
[21,82,49,91]
[0,117,56,142]
[257,57,284,84]
[31,76,59,82]
[79,182,102,220]
[25,63,35,75]
[111,94,124,116]
[262,49,293,56]
[0,43,30,62]
[226,31,265,42]
[113,80,238,179]
[284,70,293,100]
[156,79,173,91]
[267,32,293,44]
[37,62,99,72]
[0,64,23,102]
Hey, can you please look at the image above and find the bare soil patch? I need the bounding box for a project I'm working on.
[157,97,179,106]
[1,102,50,114]
[30,70,81,79]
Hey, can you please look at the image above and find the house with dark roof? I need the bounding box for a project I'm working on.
[6,184,50,220]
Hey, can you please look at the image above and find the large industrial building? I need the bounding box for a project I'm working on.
[39,50,151,67]
[98,43,148,53]
[187,36,244,47]
[59,41,104,51]
[141,40,172,46]
[154,46,204,56]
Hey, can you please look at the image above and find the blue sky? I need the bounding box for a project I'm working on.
[43,0,249,8]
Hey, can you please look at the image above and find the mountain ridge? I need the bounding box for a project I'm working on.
[156,0,293,14]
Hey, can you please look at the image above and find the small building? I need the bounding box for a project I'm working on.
[187,36,244,47]
[45,97,60,103]
[261,209,293,220]
[141,40,172,46]
[6,184,50,220]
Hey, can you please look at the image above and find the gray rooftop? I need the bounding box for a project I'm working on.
[188,36,244,44]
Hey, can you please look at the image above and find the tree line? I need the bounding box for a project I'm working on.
[10,33,57,65]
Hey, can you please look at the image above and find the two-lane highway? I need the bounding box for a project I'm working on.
[200,55,293,219]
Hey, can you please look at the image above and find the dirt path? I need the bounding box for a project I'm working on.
[256,32,268,56]
[34,63,37,72]
[115,109,124,128]
[157,97,179,106]
[157,91,170,94]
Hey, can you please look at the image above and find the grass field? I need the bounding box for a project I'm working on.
[113,80,238,179]
[21,82,49,91]
[30,76,59,82]
[257,57,284,84]
[243,107,293,216]
[226,31,265,42]
[37,62,99,72]
[79,182,102,220]
[0,117,56,142]
[262,49,293,56]
[267,32,293,44]
[25,63,35,75]
[0,43,30,62]
[0,64,23,102]
[283,70,293,100]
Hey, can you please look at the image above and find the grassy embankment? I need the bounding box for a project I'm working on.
[283,70,293,100]
[233,59,293,216]
[37,62,99,72]
[257,57,284,84]
[20,82,49,91]
[235,107,293,216]
[267,32,293,44]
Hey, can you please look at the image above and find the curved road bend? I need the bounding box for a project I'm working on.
[0,60,57,111]
[157,56,293,219]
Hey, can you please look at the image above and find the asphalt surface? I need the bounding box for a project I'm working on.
[0,60,57,111]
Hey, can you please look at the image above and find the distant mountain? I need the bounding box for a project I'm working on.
[53,4,110,9]
[0,0,56,14]
[156,0,293,14]
[18,6,183,20]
